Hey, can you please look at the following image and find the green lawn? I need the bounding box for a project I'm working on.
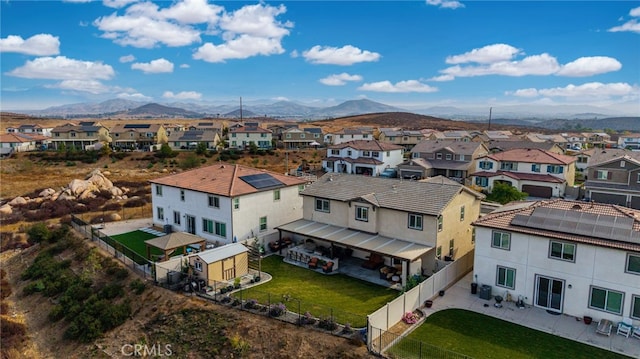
[387,309,629,359]
[239,255,399,327]
[110,230,183,260]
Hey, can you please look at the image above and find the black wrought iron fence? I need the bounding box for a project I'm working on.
[369,326,472,359]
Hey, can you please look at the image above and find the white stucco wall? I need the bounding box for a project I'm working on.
[473,227,640,323]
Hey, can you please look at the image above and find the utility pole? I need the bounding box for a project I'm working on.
[488,107,492,131]
[240,96,243,122]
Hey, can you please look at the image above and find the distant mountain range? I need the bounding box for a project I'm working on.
[10,98,640,131]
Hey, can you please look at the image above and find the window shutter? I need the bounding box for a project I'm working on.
[489,162,493,169]
[607,172,612,180]
[559,167,564,173]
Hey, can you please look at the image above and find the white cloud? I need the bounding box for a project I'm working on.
[131,58,174,73]
[358,80,438,93]
[193,3,291,62]
[556,56,622,77]
[609,6,640,34]
[510,82,637,99]
[426,0,465,9]
[439,53,560,79]
[162,91,202,100]
[94,1,205,48]
[119,54,136,63]
[302,45,381,65]
[446,44,522,64]
[48,79,111,94]
[319,73,363,86]
[179,63,190,68]
[117,92,152,101]
[159,0,223,24]
[0,34,60,56]
[8,56,114,80]
[103,0,140,9]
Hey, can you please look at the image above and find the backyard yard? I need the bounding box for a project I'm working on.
[387,309,630,359]
[110,230,183,261]
[239,255,399,328]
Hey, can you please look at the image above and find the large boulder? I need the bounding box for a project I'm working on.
[108,213,121,222]
[39,188,56,198]
[110,187,124,197]
[86,170,113,191]
[8,197,27,206]
[68,179,90,196]
[0,204,12,215]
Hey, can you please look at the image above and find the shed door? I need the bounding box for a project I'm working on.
[522,185,552,198]
[222,257,235,281]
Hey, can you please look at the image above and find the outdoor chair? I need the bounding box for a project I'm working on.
[362,253,384,270]
[596,319,613,336]
[632,326,640,340]
[308,257,319,269]
[617,318,633,338]
[322,261,334,273]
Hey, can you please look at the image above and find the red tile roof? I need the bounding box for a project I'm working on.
[474,199,640,251]
[149,163,306,197]
[486,148,575,164]
[472,170,565,183]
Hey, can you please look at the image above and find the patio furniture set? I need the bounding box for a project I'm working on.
[286,244,339,273]
[596,317,640,340]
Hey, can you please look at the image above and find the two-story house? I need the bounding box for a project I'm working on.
[282,127,324,149]
[560,133,588,152]
[322,140,404,176]
[149,164,307,246]
[377,129,427,150]
[583,132,613,149]
[167,130,222,151]
[398,140,489,183]
[618,134,640,151]
[324,127,374,145]
[109,123,168,150]
[277,173,484,287]
[473,199,640,324]
[583,152,640,209]
[228,123,272,150]
[6,124,53,137]
[429,130,473,142]
[49,122,111,150]
[486,140,566,155]
[471,148,576,198]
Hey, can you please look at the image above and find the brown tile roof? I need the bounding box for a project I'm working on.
[473,199,640,251]
[0,133,33,143]
[328,140,404,151]
[411,140,486,155]
[230,126,271,134]
[486,148,575,164]
[149,163,306,197]
[325,156,384,165]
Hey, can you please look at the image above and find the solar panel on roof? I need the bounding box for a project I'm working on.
[124,124,151,129]
[239,173,284,190]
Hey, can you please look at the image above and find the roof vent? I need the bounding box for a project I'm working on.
[571,204,582,210]
[220,165,225,169]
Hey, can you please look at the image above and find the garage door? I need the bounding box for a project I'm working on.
[522,185,552,198]
[630,196,640,210]
[591,192,626,206]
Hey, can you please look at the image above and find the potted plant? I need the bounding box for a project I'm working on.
[234,277,241,289]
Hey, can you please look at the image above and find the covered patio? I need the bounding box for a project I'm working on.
[145,232,206,262]
[277,219,432,287]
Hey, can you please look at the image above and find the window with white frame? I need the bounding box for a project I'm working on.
[632,295,640,320]
[637,173,640,183]
[355,206,369,222]
[233,198,240,210]
[460,206,465,221]
[547,165,564,174]
[157,207,164,221]
[437,215,443,232]
[347,150,352,156]
[331,149,339,155]
[589,286,623,315]
[315,198,330,212]
[215,221,226,237]
[491,231,511,250]
[208,195,220,208]
[173,211,181,225]
[194,260,202,272]
[596,170,610,180]
[479,161,493,170]
[475,177,488,186]
[273,189,281,201]
[436,153,442,159]
[531,164,541,172]
[436,246,442,259]
[449,239,454,256]
[180,189,185,201]
[362,151,370,157]
[372,151,380,157]
[472,228,476,243]
[298,184,305,193]
[259,216,267,231]
[496,266,515,289]
[500,162,518,171]
[626,253,640,275]
[549,241,576,262]
[445,154,452,160]
[203,218,214,234]
[155,185,163,196]
[408,213,423,230]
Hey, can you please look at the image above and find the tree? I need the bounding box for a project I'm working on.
[195,142,207,155]
[485,182,528,205]
[156,144,174,159]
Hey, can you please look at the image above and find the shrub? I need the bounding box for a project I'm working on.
[102,202,122,211]
[244,299,258,310]
[98,283,124,300]
[123,198,147,208]
[318,316,338,331]
[48,304,65,322]
[23,280,45,295]
[269,303,286,317]
[26,223,50,243]
[129,279,147,295]
[298,311,316,325]
[342,322,354,334]
[106,266,129,280]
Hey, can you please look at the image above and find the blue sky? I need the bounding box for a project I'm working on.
[1,0,639,114]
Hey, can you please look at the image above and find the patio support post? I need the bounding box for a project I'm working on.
[401,260,408,288]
